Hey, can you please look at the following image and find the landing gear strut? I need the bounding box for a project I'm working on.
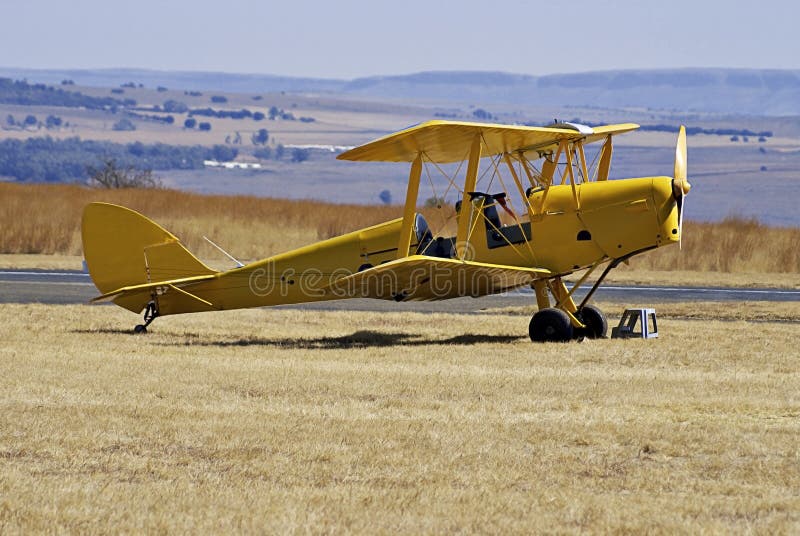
[529,302,608,343]
[133,300,159,334]
[528,254,637,343]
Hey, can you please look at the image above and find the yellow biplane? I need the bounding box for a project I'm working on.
[82,120,691,342]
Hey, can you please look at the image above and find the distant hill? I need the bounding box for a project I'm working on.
[344,69,800,115]
[1,67,800,115]
[0,67,345,95]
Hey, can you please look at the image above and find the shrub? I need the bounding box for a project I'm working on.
[45,115,62,129]
[87,159,160,188]
[112,118,136,131]
[211,145,238,162]
[291,148,310,163]
[163,100,188,113]
[253,147,272,159]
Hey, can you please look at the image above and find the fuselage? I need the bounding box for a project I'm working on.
[150,175,680,315]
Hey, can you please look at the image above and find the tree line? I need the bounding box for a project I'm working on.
[0,78,135,110]
[638,124,773,137]
[189,107,266,121]
[0,137,236,183]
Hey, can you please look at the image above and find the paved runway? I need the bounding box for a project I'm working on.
[2,270,798,314]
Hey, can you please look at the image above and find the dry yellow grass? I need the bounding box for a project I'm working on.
[0,183,401,260]
[627,217,800,273]
[1,183,799,275]
[0,254,86,271]
[1,302,799,532]
[598,267,800,289]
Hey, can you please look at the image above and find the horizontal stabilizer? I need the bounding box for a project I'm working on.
[90,274,217,306]
[324,255,550,301]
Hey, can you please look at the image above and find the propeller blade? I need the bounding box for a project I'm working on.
[674,125,686,181]
[673,125,689,250]
[679,191,685,250]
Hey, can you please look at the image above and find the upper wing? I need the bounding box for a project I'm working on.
[323,254,550,301]
[337,120,639,163]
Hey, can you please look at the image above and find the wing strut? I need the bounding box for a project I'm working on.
[597,135,613,181]
[455,134,482,259]
[396,153,423,259]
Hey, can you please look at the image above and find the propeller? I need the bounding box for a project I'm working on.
[672,125,691,249]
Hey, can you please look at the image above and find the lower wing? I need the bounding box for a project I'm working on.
[323,255,550,301]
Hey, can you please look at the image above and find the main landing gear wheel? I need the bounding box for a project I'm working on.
[133,300,159,335]
[577,304,608,339]
[529,308,573,343]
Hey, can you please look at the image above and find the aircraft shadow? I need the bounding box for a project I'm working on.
[161,330,523,349]
[72,328,142,335]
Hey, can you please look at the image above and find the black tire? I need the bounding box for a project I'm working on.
[134,324,147,334]
[578,304,608,339]
[529,308,574,343]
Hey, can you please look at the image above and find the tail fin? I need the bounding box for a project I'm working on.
[82,203,217,311]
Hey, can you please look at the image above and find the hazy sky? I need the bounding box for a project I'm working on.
[1,0,797,79]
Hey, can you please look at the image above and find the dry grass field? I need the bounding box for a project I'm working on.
[2,183,800,277]
[1,302,799,532]
[0,183,401,260]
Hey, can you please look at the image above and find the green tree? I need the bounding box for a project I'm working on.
[252,128,269,145]
[472,108,492,120]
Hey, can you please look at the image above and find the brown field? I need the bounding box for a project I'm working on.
[0,86,432,149]
[1,302,799,532]
[2,183,800,278]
